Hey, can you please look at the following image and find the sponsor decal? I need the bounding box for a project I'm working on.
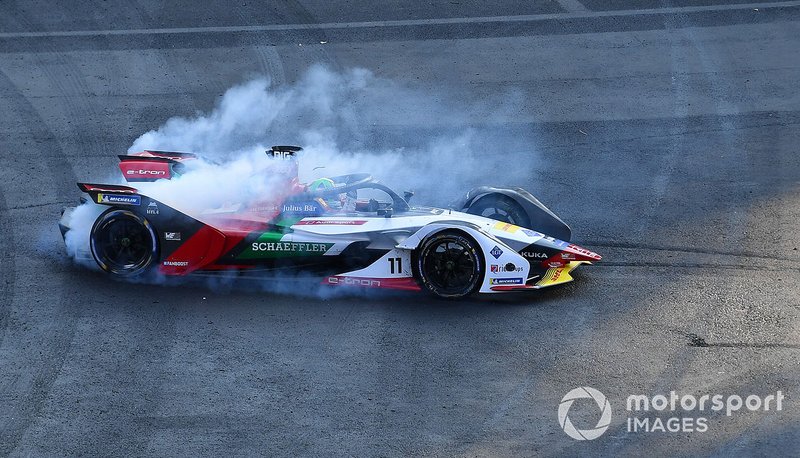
[249,205,280,213]
[522,251,548,259]
[535,266,570,287]
[164,232,181,241]
[326,276,381,287]
[325,276,421,291]
[491,263,523,273]
[522,229,541,238]
[270,150,294,160]
[147,201,159,215]
[282,202,322,215]
[97,193,141,206]
[296,219,367,226]
[163,260,189,267]
[549,261,565,268]
[490,246,504,259]
[568,244,599,259]
[240,232,334,259]
[494,222,521,233]
[126,169,166,176]
[561,252,576,260]
[250,241,332,254]
[489,277,524,285]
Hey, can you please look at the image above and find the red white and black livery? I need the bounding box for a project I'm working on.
[59,146,600,299]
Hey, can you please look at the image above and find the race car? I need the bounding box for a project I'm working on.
[59,146,600,298]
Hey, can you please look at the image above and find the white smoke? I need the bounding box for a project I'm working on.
[63,65,540,292]
[62,201,105,267]
[128,64,536,201]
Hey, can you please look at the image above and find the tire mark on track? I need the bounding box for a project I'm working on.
[0,189,17,358]
[2,200,75,211]
[0,7,94,452]
[607,7,758,455]
[252,45,287,88]
[51,7,183,454]
[0,66,81,457]
[62,7,197,454]
[283,0,340,70]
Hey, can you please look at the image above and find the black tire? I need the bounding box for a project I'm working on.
[466,195,530,227]
[416,231,483,299]
[90,209,158,276]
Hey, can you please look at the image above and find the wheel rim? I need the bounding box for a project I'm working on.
[93,214,154,273]
[422,238,479,295]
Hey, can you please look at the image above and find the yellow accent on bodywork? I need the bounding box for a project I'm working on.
[493,221,521,233]
[535,261,590,287]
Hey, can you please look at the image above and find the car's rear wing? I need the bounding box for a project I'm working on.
[133,150,198,161]
[118,146,302,183]
[78,183,142,206]
[117,153,194,182]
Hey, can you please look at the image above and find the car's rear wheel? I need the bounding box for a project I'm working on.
[90,209,158,276]
[467,195,530,227]
[416,231,483,299]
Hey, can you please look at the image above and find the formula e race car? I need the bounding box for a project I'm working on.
[59,146,600,298]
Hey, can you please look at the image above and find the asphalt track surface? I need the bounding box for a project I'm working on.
[1,1,799,456]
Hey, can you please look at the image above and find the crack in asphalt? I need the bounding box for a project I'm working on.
[685,333,800,349]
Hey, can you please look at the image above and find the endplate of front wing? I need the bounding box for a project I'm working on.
[490,261,591,291]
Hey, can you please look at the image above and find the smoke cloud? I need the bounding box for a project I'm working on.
[128,64,538,201]
[63,64,540,293]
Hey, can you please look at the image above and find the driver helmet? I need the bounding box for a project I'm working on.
[308,177,343,210]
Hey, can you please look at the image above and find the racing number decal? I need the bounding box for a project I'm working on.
[388,257,403,274]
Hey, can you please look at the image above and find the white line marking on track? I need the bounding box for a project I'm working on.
[0,1,797,39]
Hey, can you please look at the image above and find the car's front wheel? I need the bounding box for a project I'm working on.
[416,231,483,299]
[90,209,158,276]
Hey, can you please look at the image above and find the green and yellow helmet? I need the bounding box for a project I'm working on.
[308,177,340,210]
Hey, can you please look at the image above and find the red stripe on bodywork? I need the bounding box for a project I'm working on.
[324,276,421,291]
[296,219,367,226]
[542,243,602,268]
[78,183,138,194]
[204,216,274,255]
[159,225,226,275]
[198,264,257,271]
[490,285,538,291]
